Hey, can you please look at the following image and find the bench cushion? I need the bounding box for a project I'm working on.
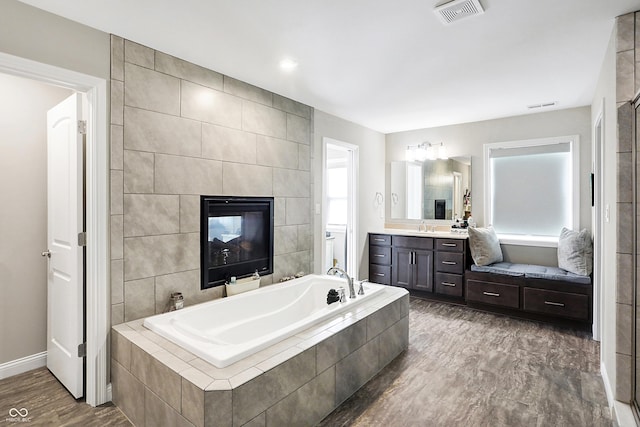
[471,262,591,285]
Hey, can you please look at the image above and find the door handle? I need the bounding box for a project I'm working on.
[42,250,51,258]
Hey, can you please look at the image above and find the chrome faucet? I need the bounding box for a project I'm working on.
[327,267,356,299]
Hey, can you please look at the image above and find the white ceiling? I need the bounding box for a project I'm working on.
[17,0,639,133]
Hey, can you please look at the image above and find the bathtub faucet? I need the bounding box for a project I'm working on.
[326,267,356,299]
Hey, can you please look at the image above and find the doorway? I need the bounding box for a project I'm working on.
[323,138,358,278]
[592,105,604,342]
[0,52,109,406]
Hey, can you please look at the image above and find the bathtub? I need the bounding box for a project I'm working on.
[143,274,386,368]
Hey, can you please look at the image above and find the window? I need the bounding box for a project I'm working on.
[484,135,579,246]
[326,165,348,225]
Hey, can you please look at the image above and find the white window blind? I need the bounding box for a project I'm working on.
[485,136,579,244]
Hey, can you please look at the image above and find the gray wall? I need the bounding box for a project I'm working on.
[0,0,110,80]
[0,73,72,365]
[386,107,592,266]
[110,37,314,323]
[313,111,386,280]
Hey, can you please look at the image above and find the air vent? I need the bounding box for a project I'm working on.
[435,0,484,25]
[527,102,557,110]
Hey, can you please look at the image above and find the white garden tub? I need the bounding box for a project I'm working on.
[143,274,385,368]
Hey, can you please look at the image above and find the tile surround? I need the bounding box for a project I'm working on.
[615,11,638,404]
[110,34,314,326]
[112,286,409,426]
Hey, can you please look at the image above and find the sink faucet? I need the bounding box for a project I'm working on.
[326,267,356,299]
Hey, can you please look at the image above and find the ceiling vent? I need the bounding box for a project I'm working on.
[435,0,485,25]
[527,101,557,110]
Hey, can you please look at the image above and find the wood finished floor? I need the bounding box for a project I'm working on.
[0,298,610,426]
[0,368,129,426]
[319,298,610,427]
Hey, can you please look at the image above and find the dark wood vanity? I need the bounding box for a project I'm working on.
[369,232,468,301]
[369,231,593,331]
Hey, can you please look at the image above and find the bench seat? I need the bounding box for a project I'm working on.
[465,262,593,330]
[470,262,591,285]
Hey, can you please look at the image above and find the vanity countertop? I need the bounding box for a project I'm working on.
[372,228,469,240]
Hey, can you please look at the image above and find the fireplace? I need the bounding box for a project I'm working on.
[200,196,274,289]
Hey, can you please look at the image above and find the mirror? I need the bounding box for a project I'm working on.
[390,156,471,221]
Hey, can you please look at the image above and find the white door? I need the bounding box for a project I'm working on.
[45,93,84,398]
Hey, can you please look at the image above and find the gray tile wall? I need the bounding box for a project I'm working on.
[110,36,315,323]
[615,12,638,403]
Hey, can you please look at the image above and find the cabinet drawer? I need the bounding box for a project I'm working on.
[436,239,464,252]
[370,234,391,246]
[393,235,433,250]
[523,288,589,321]
[369,245,391,265]
[466,280,519,309]
[435,252,464,274]
[435,273,463,298]
[369,264,391,285]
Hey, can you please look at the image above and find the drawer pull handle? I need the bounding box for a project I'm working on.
[374,273,385,277]
[544,301,565,307]
[483,292,500,297]
[442,282,456,287]
[442,261,457,265]
[374,238,385,242]
[373,254,385,258]
[442,243,457,247]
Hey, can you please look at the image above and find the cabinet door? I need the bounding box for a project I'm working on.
[392,247,413,289]
[413,250,433,292]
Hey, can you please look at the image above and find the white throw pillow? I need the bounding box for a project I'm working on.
[557,227,592,276]
[468,226,503,266]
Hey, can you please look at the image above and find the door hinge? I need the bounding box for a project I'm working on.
[77,120,87,135]
[78,232,87,247]
[77,342,86,358]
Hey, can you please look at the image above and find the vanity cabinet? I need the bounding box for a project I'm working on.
[369,232,468,299]
[392,236,434,292]
[434,238,466,298]
[369,234,392,285]
[392,247,433,291]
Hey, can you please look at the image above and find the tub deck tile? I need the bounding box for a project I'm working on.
[127,332,164,355]
[205,379,232,391]
[295,329,333,351]
[189,355,257,381]
[242,335,305,367]
[229,367,263,389]
[294,315,346,339]
[256,345,305,372]
[182,367,215,390]
[154,349,194,375]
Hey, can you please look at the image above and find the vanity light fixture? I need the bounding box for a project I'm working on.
[406,142,449,162]
[437,142,448,159]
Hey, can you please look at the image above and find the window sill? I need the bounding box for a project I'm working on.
[497,234,559,248]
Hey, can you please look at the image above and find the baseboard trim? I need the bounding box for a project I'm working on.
[601,361,615,409]
[602,361,638,426]
[0,352,47,380]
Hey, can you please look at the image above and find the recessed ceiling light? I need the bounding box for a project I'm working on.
[279,58,298,71]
